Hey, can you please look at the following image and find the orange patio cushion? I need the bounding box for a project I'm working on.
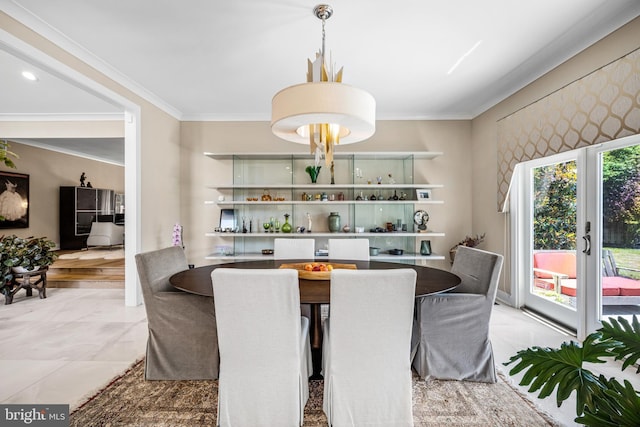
[560,279,621,297]
[603,276,640,296]
[533,252,577,279]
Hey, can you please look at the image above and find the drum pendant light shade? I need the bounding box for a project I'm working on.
[271,82,376,145]
[270,4,376,162]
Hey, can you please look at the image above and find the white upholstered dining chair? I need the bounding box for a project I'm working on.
[211,268,311,427]
[135,246,219,380]
[274,238,315,319]
[412,245,504,382]
[274,238,315,260]
[323,269,417,426]
[328,238,370,261]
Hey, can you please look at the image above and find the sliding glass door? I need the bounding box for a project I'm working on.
[584,136,640,333]
[514,134,640,339]
[518,152,580,331]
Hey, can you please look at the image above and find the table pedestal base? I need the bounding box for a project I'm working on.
[309,303,323,379]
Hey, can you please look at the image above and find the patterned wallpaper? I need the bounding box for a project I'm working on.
[497,48,640,211]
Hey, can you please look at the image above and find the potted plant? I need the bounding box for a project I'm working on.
[0,235,58,276]
[504,315,640,426]
[449,233,485,263]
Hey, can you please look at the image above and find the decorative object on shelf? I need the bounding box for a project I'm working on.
[271,4,376,166]
[281,214,292,233]
[337,192,345,201]
[86,182,93,188]
[328,212,341,232]
[369,247,379,256]
[342,224,351,233]
[388,248,404,255]
[416,188,432,201]
[261,249,274,255]
[172,223,184,248]
[307,212,313,232]
[420,240,432,256]
[413,209,429,231]
[262,221,271,233]
[242,217,247,233]
[449,233,486,263]
[330,161,335,184]
[387,173,395,184]
[376,176,383,185]
[0,235,57,284]
[305,165,321,183]
[321,192,328,201]
[79,172,86,187]
[261,190,272,201]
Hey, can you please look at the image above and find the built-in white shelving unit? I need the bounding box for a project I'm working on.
[205,152,445,262]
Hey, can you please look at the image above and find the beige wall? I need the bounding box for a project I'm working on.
[1,11,181,255]
[180,120,472,267]
[471,17,640,298]
[0,141,124,246]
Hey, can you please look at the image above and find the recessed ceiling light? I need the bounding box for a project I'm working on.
[21,71,38,81]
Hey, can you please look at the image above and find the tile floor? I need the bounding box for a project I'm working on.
[1,288,639,427]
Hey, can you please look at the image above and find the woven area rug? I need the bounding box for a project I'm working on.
[58,248,124,260]
[71,360,559,426]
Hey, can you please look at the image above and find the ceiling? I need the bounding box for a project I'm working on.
[1,0,640,163]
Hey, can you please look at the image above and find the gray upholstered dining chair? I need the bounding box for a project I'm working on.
[135,246,219,380]
[412,245,503,383]
[323,269,416,426]
[212,268,311,427]
[328,238,370,261]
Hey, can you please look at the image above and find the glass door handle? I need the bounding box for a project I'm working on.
[582,235,591,255]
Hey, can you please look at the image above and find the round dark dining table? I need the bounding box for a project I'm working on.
[170,259,461,377]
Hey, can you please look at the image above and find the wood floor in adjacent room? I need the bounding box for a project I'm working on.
[48,249,125,289]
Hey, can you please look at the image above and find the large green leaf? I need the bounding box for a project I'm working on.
[576,378,640,427]
[505,315,640,422]
[504,333,612,414]
[599,316,640,373]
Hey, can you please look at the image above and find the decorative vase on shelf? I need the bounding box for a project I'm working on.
[282,213,292,233]
[328,212,341,232]
[305,166,321,183]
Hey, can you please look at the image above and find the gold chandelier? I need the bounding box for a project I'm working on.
[271,4,376,165]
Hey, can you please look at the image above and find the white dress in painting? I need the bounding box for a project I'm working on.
[0,181,26,221]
